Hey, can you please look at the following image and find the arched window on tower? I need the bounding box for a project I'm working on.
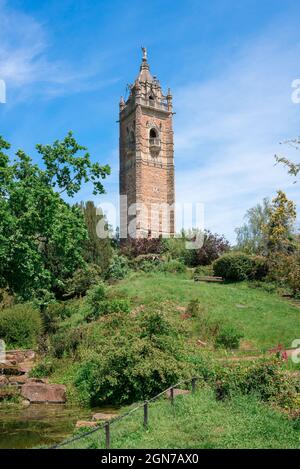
[149,128,160,154]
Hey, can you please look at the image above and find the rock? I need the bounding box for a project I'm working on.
[21,383,66,403]
[75,420,99,429]
[5,350,35,363]
[166,388,190,399]
[0,362,25,376]
[8,375,28,386]
[92,412,117,422]
[21,399,30,407]
[0,376,9,387]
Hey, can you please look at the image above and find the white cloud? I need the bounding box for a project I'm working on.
[173,20,300,242]
[0,0,118,102]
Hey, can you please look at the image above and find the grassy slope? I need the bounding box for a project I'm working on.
[68,388,300,449]
[112,272,300,350]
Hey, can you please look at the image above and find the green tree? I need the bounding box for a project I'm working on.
[0,133,110,299]
[235,198,270,254]
[79,201,113,273]
[263,190,296,254]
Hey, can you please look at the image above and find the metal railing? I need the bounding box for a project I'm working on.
[48,377,198,450]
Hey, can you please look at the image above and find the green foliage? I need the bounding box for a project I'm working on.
[213,252,268,281]
[132,254,162,272]
[160,259,186,273]
[63,264,102,298]
[74,335,190,406]
[85,283,107,320]
[263,190,296,254]
[105,255,129,280]
[0,133,110,299]
[235,198,270,255]
[193,264,214,277]
[0,304,42,348]
[29,359,56,378]
[214,360,298,407]
[139,311,172,339]
[215,324,243,349]
[85,299,130,322]
[79,201,113,273]
[186,298,203,318]
[50,327,85,358]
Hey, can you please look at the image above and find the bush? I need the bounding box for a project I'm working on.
[186,299,204,318]
[184,230,230,266]
[85,298,130,322]
[0,304,42,348]
[214,360,298,406]
[193,265,214,277]
[213,252,267,281]
[74,336,191,406]
[63,264,102,298]
[159,259,186,273]
[139,311,173,339]
[132,254,162,272]
[215,324,243,349]
[50,327,85,358]
[105,255,129,281]
[121,238,165,257]
[29,359,56,378]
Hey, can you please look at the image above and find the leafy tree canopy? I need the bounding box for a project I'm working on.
[0,133,110,299]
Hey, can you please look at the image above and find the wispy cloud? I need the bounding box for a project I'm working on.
[173,18,300,242]
[0,0,118,103]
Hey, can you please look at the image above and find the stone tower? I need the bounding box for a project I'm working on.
[119,48,175,240]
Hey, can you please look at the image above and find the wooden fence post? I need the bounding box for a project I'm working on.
[170,386,174,406]
[191,377,197,394]
[143,401,148,428]
[105,422,110,449]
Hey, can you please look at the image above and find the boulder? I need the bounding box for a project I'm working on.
[8,375,28,386]
[21,383,66,403]
[75,421,99,429]
[0,376,9,387]
[92,412,117,422]
[0,362,25,375]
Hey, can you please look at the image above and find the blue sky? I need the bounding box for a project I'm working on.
[0,0,299,242]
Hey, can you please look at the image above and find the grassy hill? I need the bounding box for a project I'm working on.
[113,271,300,350]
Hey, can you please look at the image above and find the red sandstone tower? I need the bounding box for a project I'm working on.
[119,48,175,240]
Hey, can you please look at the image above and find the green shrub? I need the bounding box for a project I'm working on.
[50,327,85,358]
[186,299,204,318]
[29,359,56,378]
[215,324,243,349]
[74,336,191,406]
[193,265,214,277]
[64,264,102,297]
[159,259,186,273]
[105,255,129,281]
[214,360,298,406]
[85,298,130,322]
[0,304,42,348]
[213,253,267,281]
[132,254,162,272]
[139,311,173,339]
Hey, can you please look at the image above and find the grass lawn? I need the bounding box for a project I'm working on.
[66,387,300,449]
[112,272,300,351]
